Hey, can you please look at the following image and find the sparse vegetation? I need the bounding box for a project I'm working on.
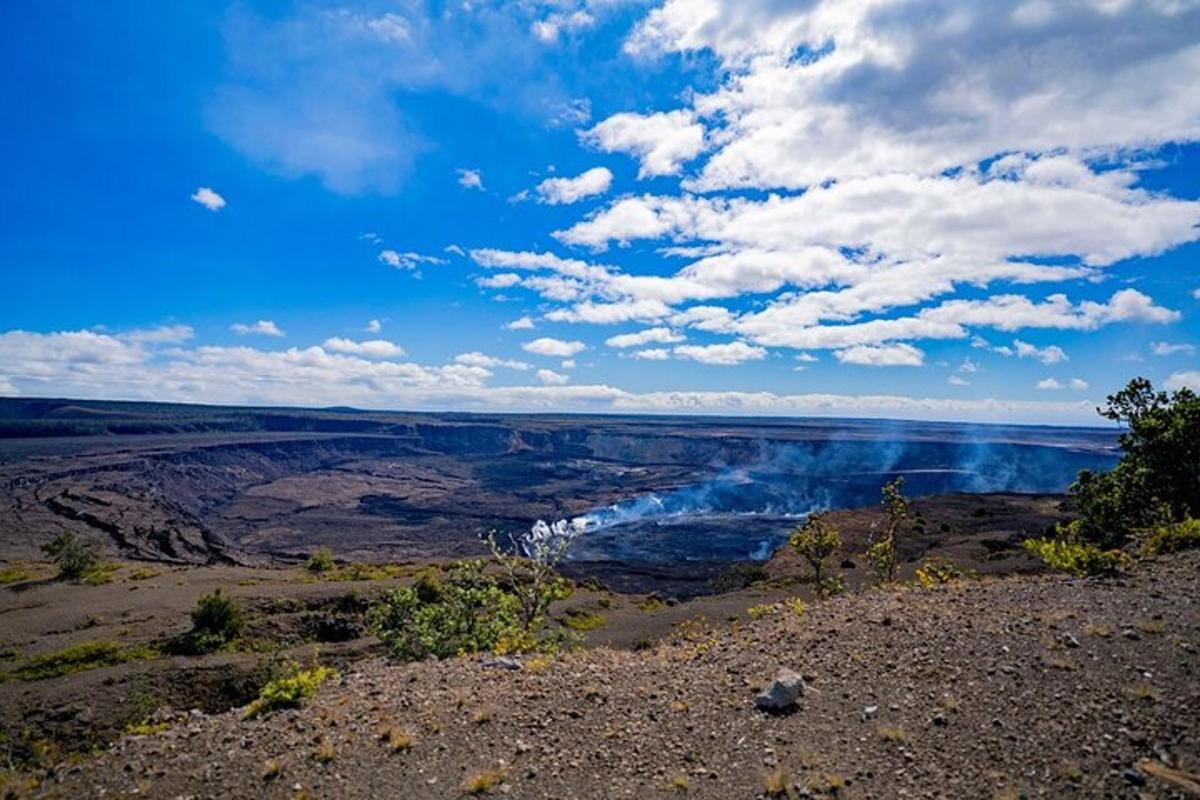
[0,640,154,683]
[305,547,335,574]
[561,609,606,631]
[865,478,909,583]
[1142,517,1200,556]
[1023,527,1130,577]
[242,663,338,719]
[170,588,244,654]
[789,511,841,590]
[0,563,39,585]
[463,767,506,795]
[41,531,98,580]
[763,768,791,797]
[914,555,960,587]
[486,519,580,631]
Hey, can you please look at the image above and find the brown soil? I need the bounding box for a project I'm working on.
[16,551,1198,799]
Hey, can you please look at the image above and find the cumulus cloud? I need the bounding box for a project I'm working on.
[1036,378,1063,390]
[322,338,406,359]
[457,168,484,190]
[477,273,523,289]
[1014,340,1068,365]
[454,351,530,370]
[536,368,570,385]
[230,320,285,337]
[948,375,970,387]
[535,167,613,204]
[119,325,196,344]
[522,337,586,357]
[505,316,536,330]
[1166,370,1200,391]
[190,187,226,212]
[365,319,382,334]
[673,341,766,365]
[581,110,705,178]
[631,348,670,360]
[604,327,684,348]
[1151,341,1196,356]
[834,343,924,367]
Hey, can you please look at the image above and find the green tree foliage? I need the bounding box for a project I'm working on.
[789,511,841,588]
[1023,523,1131,577]
[305,547,335,574]
[369,561,523,661]
[1069,378,1199,547]
[170,589,244,654]
[1141,517,1200,556]
[865,478,909,583]
[41,531,98,580]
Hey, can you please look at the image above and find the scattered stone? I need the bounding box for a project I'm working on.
[755,669,806,713]
[862,705,879,722]
[1062,633,1080,649]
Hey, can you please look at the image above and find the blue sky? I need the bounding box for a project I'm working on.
[1,0,1198,424]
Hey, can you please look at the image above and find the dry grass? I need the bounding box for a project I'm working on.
[261,758,283,781]
[462,768,506,795]
[763,769,790,797]
[877,725,906,742]
[312,739,335,763]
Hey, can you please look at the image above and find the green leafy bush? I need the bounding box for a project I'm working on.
[865,478,909,584]
[914,555,960,588]
[1068,379,1199,547]
[1142,517,1200,556]
[369,561,523,661]
[561,610,605,631]
[242,663,338,719]
[41,531,98,580]
[789,512,842,590]
[305,548,335,574]
[169,589,243,654]
[1023,529,1130,577]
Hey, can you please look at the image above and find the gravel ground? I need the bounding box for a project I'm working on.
[24,552,1200,799]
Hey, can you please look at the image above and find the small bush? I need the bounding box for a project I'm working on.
[41,532,98,580]
[1023,532,1129,577]
[306,548,335,573]
[561,610,606,631]
[0,564,39,585]
[914,555,960,588]
[816,574,845,596]
[243,664,338,718]
[636,595,668,612]
[714,563,768,593]
[369,561,523,661]
[81,562,118,585]
[747,603,776,619]
[170,589,243,654]
[1,640,154,682]
[789,512,841,586]
[1142,518,1200,556]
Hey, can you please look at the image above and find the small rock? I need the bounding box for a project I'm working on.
[1122,768,1146,787]
[1062,633,1081,649]
[862,705,879,722]
[480,656,523,670]
[755,668,806,712]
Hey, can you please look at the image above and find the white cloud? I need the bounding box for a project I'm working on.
[535,167,613,204]
[581,110,705,178]
[536,368,570,385]
[631,348,670,360]
[230,320,285,337]
[522,337,587,357]
[457,168,484,190]
[379,250,448,270]
[833,343,924,367]
[1069,378,1089,390]
[794,352,818,363]
[1193,288,1200,300]
[477,273,523,289]
[454,351,531,370]
[948,375,970,387]
[322,337,406,359]
[191,187,226,212]
[922,290,1179,332]
[958,358,978,374]
[365,319,382,334]
[118,325,196,344]
[1166,370,1200,391]
[560,359,576,369]
[505,316,536,330]
[1036,378,1063,390]
[604,327,684,348]
[1013,340,1068,365]
[1151,341,1196,356]
[673,341,766,365]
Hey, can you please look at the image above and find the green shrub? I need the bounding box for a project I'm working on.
[243,664,338,719]
[41,531,98,580]
[789,512,841,589]
[1068,379,1199,547]
[865,478,909,584]
[1142,517,1200,556]
[1,640,154,682]
[368,561,523,661]
[914,555,960,588]
[305,548,335,574]
[169,589,243,654]
[713,563,768,593]
[0,564,39,585]
[561,610,605,631]
[1023,531,1130,577]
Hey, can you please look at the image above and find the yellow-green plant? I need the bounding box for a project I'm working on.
[865,478,909,583]
[1142,517,1200,555]
[243,664,338,718]
[915,555,960,588]
[305,548,335,574]
[789,511,842,590]
[1023,526,1130,577]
